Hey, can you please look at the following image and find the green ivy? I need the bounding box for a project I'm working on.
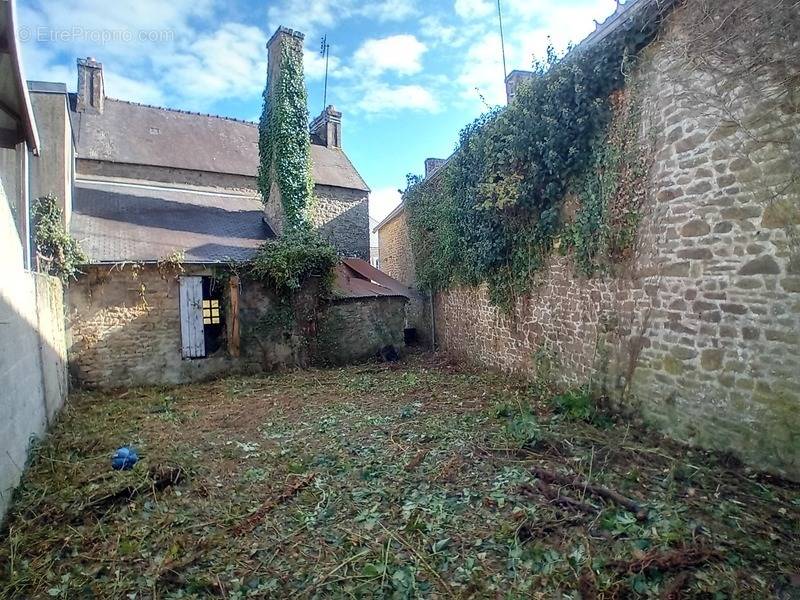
[404,10,663,309]
[258,41,313,231]
[249,228,338,298]
[31,195,85,282]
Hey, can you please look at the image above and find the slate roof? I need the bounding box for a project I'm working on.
[72,179,271,263]
[68,96,370,192]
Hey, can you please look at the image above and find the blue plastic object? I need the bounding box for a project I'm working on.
[111,446,139,470]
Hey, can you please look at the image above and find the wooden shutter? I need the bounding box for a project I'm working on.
[179,276,205,358]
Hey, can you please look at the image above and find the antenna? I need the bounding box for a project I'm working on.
[320,35,331,109]
[497,0,508,88]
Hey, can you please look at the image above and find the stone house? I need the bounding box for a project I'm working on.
[392,0,800,477]
[20,25,411,389]
[0,0,68,520]
[374,158,446,286]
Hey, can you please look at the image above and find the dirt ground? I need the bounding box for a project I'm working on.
[1,353,798,599]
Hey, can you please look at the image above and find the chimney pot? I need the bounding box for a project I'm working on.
[424,158,446,178]
[77,57,104,113]
[310,105,342,148]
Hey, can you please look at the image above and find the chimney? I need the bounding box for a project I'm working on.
[504,69,535,104]
[263,27,306,236]
[310,105,342,148]
[76,57,104,113]
[266,26,305,101]
[424,158,446,178]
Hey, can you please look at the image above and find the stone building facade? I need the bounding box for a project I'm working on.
[423,3,800,477]
[69,263,410,388]
[375,206,416,287]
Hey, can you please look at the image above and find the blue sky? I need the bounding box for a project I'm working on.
[18,0,618,222]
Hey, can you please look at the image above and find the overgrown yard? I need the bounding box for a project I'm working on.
[1,354,798,599]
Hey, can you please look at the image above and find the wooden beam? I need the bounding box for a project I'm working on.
[0,99,20,122]
[228,276,241,358]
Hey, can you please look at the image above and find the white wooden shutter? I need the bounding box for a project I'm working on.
[179,276,205,358]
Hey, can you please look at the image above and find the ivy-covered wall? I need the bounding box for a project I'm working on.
[416,1,800,477]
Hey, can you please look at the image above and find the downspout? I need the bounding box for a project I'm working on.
[429,291,436,351]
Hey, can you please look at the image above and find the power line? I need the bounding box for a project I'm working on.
[497,0,508,85]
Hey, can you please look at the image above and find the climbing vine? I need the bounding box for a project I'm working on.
[31,195,85,282]
[249,228,338,298]
[258,41,314,230]
[404,6,667,309]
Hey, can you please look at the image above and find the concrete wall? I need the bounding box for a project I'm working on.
[30,91,73,226]
[1,159,68,521]
[377,208,416,287]
[430,8,800,478]
[68,265,408,387]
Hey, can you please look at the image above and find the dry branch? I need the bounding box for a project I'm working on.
[234,472,317,535]
[531,466,648,520]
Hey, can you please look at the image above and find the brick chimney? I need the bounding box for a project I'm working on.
[76,57,104,113]
[424,158,446,178]
[310,105,342,148]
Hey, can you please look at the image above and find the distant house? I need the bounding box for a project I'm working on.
[24,26,412,388]
[373,158,446,288]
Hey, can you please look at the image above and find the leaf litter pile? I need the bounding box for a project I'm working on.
[1,354,798,598]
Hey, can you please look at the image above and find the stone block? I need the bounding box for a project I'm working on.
[738,255,780,276]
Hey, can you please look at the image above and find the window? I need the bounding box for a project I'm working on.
[202,299,220,325]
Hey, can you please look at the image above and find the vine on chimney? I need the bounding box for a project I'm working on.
[257,43,314,230]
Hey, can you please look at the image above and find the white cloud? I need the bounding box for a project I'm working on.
[457,32,507,106]
[162,24,266,102]
[359,0,418,22]
[304,48,341,81]
[353,35,427,76]
[104,72,166,105]
[357,83,439,114]
[266,0,345,39]
[370,187,403,223]
[418,15,460,47]
[454,0,494,20]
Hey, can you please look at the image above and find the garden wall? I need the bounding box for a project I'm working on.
[434,7,800,478]
[68,265,408,388]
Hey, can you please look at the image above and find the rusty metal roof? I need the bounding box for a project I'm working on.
[69,97,369,192]
[71,178,272,264]
[333,258,413,299]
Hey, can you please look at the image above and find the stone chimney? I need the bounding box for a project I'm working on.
[76,57,104,113]
[505,69,535,104]
[266,27,305,100]
[263,27,306,236]
[424,158,446,178]
[310,105,342,148]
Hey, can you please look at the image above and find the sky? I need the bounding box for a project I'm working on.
[17,0,619,224]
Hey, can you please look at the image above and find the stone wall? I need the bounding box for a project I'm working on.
[432,7,800,478]
[311,184,369,260]
[68,265,407,387]
[316,297,407,365]
[377,208,416,287]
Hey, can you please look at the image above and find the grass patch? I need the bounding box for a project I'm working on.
[0,354,797,598]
